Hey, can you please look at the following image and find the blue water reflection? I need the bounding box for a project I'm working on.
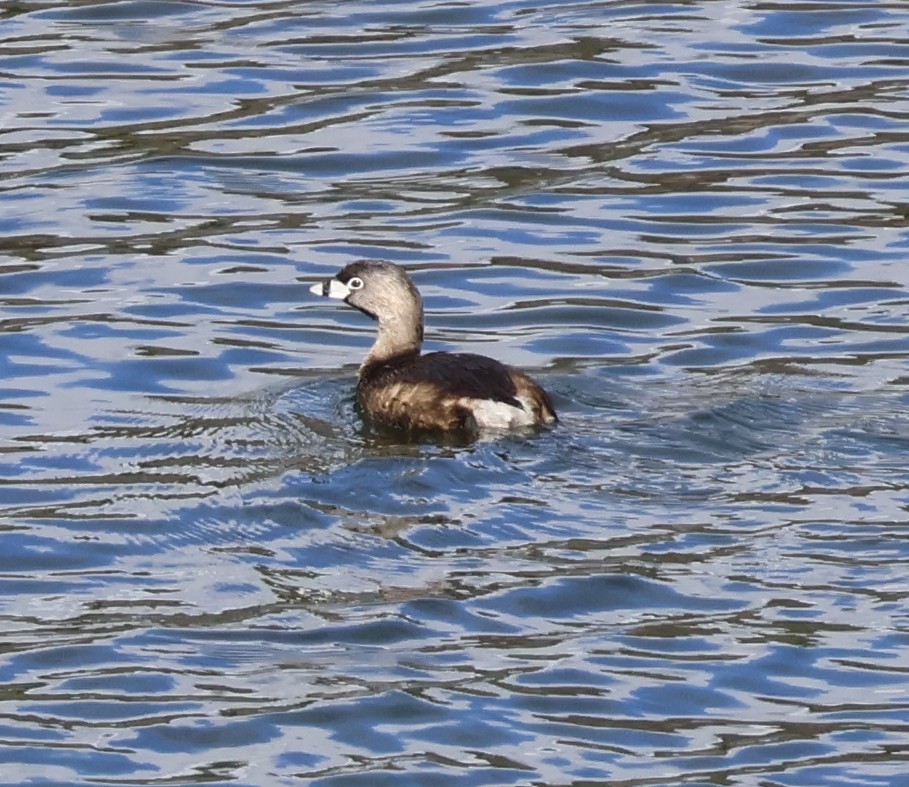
[0,0,908,783]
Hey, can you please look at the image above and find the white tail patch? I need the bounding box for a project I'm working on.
[463,395,538,429]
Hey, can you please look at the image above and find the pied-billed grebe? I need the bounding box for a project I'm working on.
[309,260,557,433]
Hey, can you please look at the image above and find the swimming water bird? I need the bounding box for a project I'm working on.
[309,260,557,434]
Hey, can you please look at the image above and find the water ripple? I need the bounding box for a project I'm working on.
[1,0,909,783]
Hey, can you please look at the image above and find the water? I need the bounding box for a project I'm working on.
[1,0,908,783]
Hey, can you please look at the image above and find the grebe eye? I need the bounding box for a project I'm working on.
[347,277,364,290]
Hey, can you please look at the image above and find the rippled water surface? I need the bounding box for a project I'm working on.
[2,0,909,783]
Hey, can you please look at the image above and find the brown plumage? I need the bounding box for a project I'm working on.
[309,260,557,434]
